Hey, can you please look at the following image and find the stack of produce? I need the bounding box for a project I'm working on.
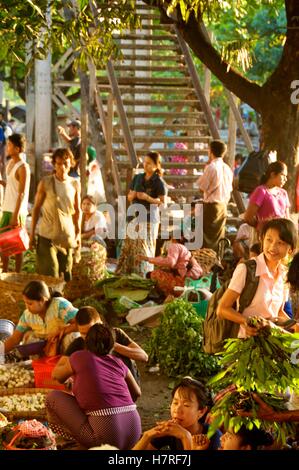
[96,274,154,302]
[207,317,299,443]
[0,364,34,389]
[149,299,219,379]
[0,392,46,413]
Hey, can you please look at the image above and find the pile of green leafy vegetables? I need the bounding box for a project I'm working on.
[207,317,299,443]
[148,299,219,380]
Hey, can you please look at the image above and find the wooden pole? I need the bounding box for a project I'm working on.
[227,94,237,169]
[34,55,52,183]
[79,70,88,197]
[225,89,254,153]
[203,32,213,106]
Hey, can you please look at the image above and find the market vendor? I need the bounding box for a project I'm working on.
[3,280,79,355]
[137,237,203,297]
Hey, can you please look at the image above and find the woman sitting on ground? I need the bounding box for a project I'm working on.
[137,237,203,296]
[46,323,142,450]
[3,280,78,355]
[65,306,148,385]
[132,376,221,450]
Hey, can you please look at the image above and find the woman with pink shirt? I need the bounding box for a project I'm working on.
[137,237,203,296]
[217,218,297,338]
[244,161,290,235]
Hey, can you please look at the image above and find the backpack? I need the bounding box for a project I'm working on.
[237,150,271,194]
[203,259,259,354]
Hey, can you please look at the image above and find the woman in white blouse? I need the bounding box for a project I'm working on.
[81,195,107,248]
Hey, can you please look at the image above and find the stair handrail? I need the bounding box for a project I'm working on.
[88,60,122,197]
[106,60,138,168]
[174,26,220,140]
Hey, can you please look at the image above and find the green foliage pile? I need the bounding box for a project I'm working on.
[148,299,219,380]
[73,296,107,318]
[207,317,299,443]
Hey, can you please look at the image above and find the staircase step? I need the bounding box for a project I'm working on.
[116,33,176,42]
[133,23,174,31]
[113,64,187,72]
[105,99,198,107]
[113,135,211,143]
[117,161,206,171]
[98,76,192,86]
[136,4,157,10]
[121,54,184,62]
[168,188,200,196]
[115,44,180,51]
[116,149,208,157]
[125,123,208,131]
[124,111,202,118]
[99,86,195,95]
[163,175,200,182]
[136,13,164,20]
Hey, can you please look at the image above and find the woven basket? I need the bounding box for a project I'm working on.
[0,273,65,324]
[191,248,220,275]
[64,243,106,301]
[0,387,51,421]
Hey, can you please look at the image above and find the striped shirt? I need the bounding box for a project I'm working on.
[16,297,78,338]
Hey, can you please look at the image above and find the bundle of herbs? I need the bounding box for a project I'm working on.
[207,316,299,443]
[148,299,219,379]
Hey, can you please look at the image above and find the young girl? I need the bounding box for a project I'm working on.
[132,376,221,450]
[46,323,142,450]
[217,218,297,338]
[3,280,78,354]
[137,237,203,296]
[81,195,107,248]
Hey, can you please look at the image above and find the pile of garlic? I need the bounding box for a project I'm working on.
[0,393,46,412]
[0,365,35,388]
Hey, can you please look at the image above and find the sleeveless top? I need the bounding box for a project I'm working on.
[3,159,30,215]
[38,175,79,240]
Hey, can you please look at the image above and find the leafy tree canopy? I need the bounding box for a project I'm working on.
[0,1,286,78]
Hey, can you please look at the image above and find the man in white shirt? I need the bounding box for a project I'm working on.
[197,140,233,251]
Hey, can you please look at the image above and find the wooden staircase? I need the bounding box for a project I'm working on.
[94,1,218,202]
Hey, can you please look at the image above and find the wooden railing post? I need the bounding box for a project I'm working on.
[174,26,220,140]
[106,60,138,168]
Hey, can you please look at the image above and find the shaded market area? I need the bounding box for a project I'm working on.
[0,0,299,454]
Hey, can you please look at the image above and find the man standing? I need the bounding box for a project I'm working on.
[57,120,81,177]
[29,148,81,281]
[0,133,30,272]
[197,140,233,251]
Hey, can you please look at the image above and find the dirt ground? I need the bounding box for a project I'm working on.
[122,324,171,431]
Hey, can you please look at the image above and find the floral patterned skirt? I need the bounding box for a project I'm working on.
[116,222,159,277]
[150,270,185,296]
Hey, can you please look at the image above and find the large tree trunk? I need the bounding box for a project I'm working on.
[260,98,299,208]
[260,0,299,207]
